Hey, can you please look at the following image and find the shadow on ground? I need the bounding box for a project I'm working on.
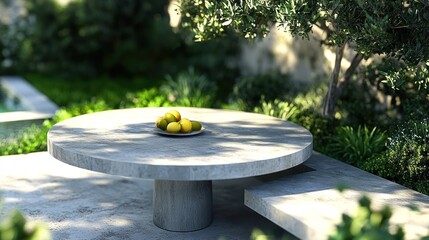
[0,152,296,240]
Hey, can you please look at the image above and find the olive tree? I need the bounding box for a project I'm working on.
[179,0,429,117]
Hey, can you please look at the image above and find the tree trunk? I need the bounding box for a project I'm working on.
[322,45,364,117]
[337,52,364,97]
[323,44,345,117]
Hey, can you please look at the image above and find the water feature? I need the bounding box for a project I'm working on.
[0,84,25,113]
[0,76,58,138]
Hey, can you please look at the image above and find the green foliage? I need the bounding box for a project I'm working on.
[251,85,336,153]
[181,0,429,63]
[388,119,429,188]
[180,0,429,93]
[364,58,429,122]
[0,99,111,156]
[161,68,217,107]
[360,152,395,181]
[327,126,387,165]
[249,228,291,240]
[336,77,389,127]
[362,119,429,195]
[120,88,170,108]
[24,74,159,108]
[254,99,299,121]
[233,73,294,110]
[285,85,338,152]
[2,0,177,76]
[291,85,326,113]
[0,81,185,156]
[180,0,317,41]
[383,63,429,91]
[1,0,241,80]
[0,124,49,156]
[329,195,405,240]
[0,208,50,240]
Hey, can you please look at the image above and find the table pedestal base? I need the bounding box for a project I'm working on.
[153,180,212,231]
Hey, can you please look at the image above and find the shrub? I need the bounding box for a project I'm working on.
[336,79,389,127]
[362,119,429,195]
[388,119,429,188]
[254,99,299,121]
[160,68,217,107]
[120,88,170,108]
[1,0,177,77]
[327,126,387,165]
[401,95,429,122]
[360,152,395,180]
[233,73,295,110]
[251,93,335,154]
[0,124,49,156]
[291,85,326,113]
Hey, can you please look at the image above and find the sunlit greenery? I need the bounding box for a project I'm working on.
[0,207,50,240]
[0,0,428,198]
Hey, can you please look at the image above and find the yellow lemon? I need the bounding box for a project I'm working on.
[168,110,181,121]
[158,119,168,130]
[166,122,181,133]
[156,116,164,127]
[191,121,202,131]
[179,118,192,133]
[164,113,177,123]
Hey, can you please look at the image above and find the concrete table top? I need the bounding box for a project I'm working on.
[48,107,313,181]
[47,107,313,231]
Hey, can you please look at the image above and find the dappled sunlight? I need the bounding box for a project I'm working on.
[102,216,133,227]
[1,152,290,239]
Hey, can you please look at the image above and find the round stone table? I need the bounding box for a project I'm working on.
[48,107,313,231]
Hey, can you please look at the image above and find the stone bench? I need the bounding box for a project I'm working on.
[244,152,429,240]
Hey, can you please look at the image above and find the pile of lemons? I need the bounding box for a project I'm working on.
[156,110,202,134]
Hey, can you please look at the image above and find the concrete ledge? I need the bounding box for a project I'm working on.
[245,152,429,240]
[0,76,58,123]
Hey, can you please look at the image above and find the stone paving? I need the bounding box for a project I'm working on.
[0,152,294,240]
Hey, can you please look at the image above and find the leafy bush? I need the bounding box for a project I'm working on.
[327,126,387,165]
[1,0,178,76]
[161,68,217,107]
[400,95,429,122]
[0,208,50,240]
[387,119,429,181]
[254,99,299,121]
[0,124,49,156]
[362,119,429,195]
[1,0,241,80]
[336,78,389,127]
[291,85,326,113]
[120,88,170,108]
[251,89,336,154]
[329,194,405,240]
[233,73,295,110]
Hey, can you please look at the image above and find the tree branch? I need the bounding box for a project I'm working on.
[337,52,364,97]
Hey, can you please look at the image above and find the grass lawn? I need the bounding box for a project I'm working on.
[24,73,163,108]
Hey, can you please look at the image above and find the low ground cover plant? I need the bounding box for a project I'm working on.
[363,119,429,195]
